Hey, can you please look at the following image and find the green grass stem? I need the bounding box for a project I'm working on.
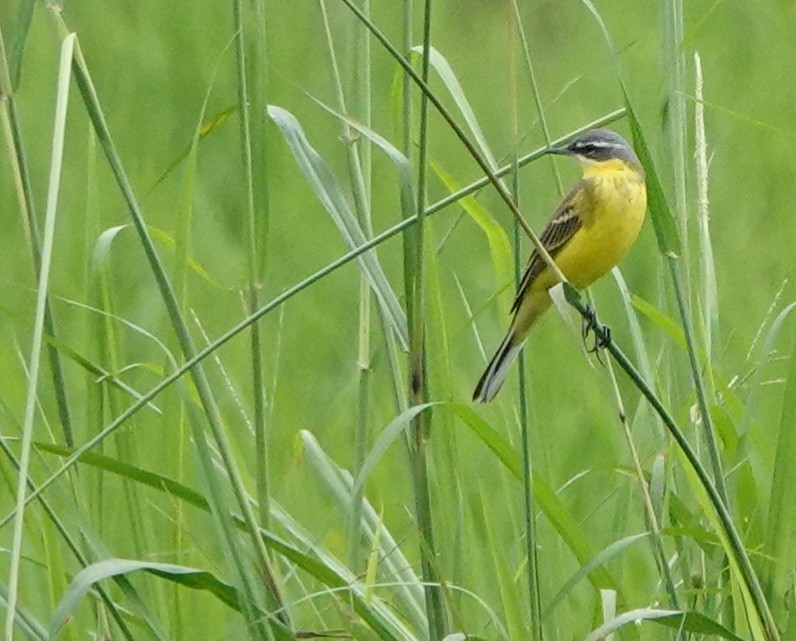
[4,32,74,641]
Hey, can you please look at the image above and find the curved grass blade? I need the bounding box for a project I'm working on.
[300,431,427,637]
[432,162,513,309]
[351,402,624,599]
[267,104,408,351]
[631,294,686,351]
[584,608,745,641]
[543,533,650,617]
[34,443,409,641]
[309,97,417,225]
[49,559,242,639]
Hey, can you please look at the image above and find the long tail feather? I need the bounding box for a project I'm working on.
[472,329,525,403]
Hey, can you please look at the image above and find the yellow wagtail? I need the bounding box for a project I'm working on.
[473,128,647,403]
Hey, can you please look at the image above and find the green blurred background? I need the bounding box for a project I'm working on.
[2,0,796,638]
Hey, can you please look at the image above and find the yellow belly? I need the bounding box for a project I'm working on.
[536,174,646,291]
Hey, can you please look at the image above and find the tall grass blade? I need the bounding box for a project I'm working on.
[762,332,796,628]
[408,45,498,169]
[267,104,408,351]
[5,32,74,641]
[233,0,272,534]
[58,25,284,637]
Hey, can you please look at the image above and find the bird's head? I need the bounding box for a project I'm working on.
[548,128,642,172]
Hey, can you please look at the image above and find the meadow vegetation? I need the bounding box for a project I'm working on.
[2,1,796,640]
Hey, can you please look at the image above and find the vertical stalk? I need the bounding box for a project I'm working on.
[233,0,272,532]
[5,33,74,641]
[506,8,542,637]
[662,0,689,272]
[407,0,446,639]
[0,18,74,447]
[513,179,543,641]
[694,52,717,374]
[349,0,373,572]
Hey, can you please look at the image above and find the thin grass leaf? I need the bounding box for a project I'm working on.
[49,559,242,639]
[7,0,36,90]
[612,269,656,386]
[762,332,796,625]
[584,608,746,641]
[631,294,686,350]
[0,579,47,641]
[41,336,162,415]
[146,105,236,193]
[742,301,796,433]
[350,403,433,497]
[34,440,412,641]
[543,533,650,617]
[310,97,416,225]
[694,52,719,358]
[409,45,498,169]
[432,161,513,308]
[5,32,74,641]
[479,489,528,641]
[622,94,682,257]
[300,430,427,636]
[267,104,408,350]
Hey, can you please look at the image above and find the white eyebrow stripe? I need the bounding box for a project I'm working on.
[579,140,618,148]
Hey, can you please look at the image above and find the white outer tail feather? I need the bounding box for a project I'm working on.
[472,331,525,403]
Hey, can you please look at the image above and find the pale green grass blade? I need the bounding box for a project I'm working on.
[300,430,427,635]
[762,334,796,627]
[0,581,46,641]
[5,32,74,641]
[478,489,528,641]
[60,27,281,635]
[7,0,35,90]
[409,45,498,170]
[432,162,513,309]
[49,560,243,639]
[34,441,413,641]
[310,98,416,224]
[270,504,415,641]
[543,533,650,617]
[694,52,719,357]
[631,294,686,351]
[611,270,656,386]
[742,302,796,433]
[584,608,745,641]
[267,104,408,351]
[351,403,433,496]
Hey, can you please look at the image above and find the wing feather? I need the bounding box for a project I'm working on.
[510,181,586,313]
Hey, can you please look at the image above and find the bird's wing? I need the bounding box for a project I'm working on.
[510,181,586,313]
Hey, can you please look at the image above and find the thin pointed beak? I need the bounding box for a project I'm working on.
[546,145,571,156]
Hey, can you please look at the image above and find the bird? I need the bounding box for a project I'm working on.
[473,128,647,403]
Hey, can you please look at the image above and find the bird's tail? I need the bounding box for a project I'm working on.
[472,327,525,403]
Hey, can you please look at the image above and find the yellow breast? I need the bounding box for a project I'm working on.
[538,162,646,291]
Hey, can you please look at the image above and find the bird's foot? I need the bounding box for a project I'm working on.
[581,305,610,365]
